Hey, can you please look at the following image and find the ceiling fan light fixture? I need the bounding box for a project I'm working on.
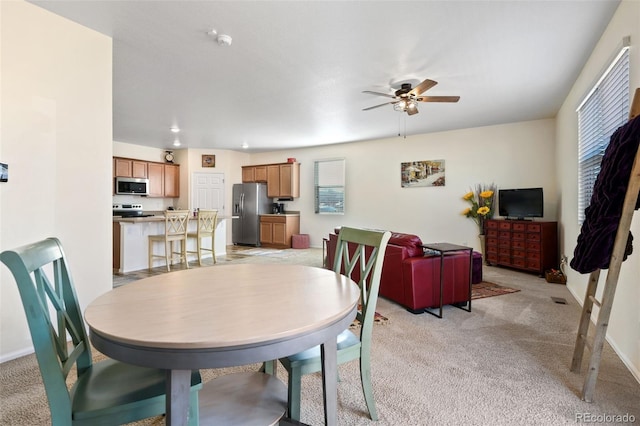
[217,34,232,47]
[208,28,232,47]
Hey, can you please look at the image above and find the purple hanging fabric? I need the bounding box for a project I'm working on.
[570,115,640,274]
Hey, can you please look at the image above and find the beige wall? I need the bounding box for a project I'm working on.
[250,118,557,253]
[0,0,113,360]
[556,0,639,380]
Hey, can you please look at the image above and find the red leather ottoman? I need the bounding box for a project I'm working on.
[402,253,472,313]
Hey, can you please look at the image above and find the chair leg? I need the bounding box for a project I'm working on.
[197,237,203,266]
[263,360,277,377]
[148,238,153,270]
[183,240,189,269]
[165,241,171,272]
[360,357,378,420]
[211,234,216,264]
[287,366,302,421]
[188,387,199,426]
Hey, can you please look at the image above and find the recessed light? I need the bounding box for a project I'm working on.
[173,139,181,147]
[241,142,249,149]
[170,126,180,133]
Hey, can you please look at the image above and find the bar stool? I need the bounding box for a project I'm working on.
[148,210,190,272]
[187,209,218,266]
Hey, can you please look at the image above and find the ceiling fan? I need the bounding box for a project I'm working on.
[362,78,460,116]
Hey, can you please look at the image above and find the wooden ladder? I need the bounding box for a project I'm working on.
[570,87,640,402]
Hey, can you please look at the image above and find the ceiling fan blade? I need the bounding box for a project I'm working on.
[362,90,397,99]
[406,107,419,116]
[363,101,396,111]
[416,95,460,103]
[409,79,438,96]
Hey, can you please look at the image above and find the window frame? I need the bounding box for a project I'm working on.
[314,158,345,215]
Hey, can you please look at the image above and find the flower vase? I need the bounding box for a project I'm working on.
[478,234,487,265]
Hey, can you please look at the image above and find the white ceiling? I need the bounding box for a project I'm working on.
[30,0,620,152]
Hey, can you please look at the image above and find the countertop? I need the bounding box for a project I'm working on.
[113,215,232,223]
[260,211,300,217]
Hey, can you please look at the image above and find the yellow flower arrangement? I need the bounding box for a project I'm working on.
[461,183,496,234]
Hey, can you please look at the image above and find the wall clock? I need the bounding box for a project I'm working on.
[165,151,174,163]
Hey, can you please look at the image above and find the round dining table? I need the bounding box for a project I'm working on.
[85,263,359,426]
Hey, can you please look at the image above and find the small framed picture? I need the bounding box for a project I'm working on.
[0,163,7,182]
[202,155,215,168]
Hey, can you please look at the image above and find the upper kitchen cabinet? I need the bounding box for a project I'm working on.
[147,162,164,197]
[114,157,147,178]
[146,162,180,198]
[242,162,299,198]
[267,163,300,198]
[242,165,268,183]
[164,163,180,197]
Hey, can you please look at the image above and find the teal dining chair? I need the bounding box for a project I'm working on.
[279,227,391,421]
[0,237,202,425]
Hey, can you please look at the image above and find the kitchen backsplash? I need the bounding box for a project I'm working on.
[112,194,175,211]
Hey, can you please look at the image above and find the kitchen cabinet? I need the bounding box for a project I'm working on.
[267,163,300,198]
[260,214,300,248]
[254,166,267,182]
[146,162,180,198]
[164,164,180,197]
[113,222,121,270]
[242,166,255,183]
[485,219,557,275]
[113,157,179,198]
[147,162,165,197]
[242,162,300,197]
[242,165,268,183]
[114,157,147,178]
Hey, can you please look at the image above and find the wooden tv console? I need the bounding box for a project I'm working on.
[485,219,558,276]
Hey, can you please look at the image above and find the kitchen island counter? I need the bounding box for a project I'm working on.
[113,216,229,273]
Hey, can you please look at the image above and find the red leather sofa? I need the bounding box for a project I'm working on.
[326,229,482,314]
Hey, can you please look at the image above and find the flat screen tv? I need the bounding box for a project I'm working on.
[498,187,544,219]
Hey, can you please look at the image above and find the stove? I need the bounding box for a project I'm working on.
[112,204,155,218]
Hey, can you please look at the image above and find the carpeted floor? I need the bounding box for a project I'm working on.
[2,247,639,425]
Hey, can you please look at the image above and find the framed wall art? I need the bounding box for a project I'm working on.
[202,155,216,168]
[401,159,445,188]
[0,162,7,182]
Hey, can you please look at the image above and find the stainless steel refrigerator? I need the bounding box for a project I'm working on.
[232,183,271,245]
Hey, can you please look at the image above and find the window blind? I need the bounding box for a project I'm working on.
[577,46,629,224]
[314,159,345,214]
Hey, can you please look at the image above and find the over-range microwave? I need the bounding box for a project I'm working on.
[115,177,149,195]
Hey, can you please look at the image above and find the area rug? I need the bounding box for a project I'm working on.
[350,310,389,328]
[237,248,293,258]
[472,281,520,300]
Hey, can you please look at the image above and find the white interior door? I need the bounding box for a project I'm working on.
[191,172,225,214]
[191,172,226,256]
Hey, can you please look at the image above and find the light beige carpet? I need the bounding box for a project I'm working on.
[2,248,639,425]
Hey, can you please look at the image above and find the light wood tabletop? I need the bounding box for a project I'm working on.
[85,263,359,426]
